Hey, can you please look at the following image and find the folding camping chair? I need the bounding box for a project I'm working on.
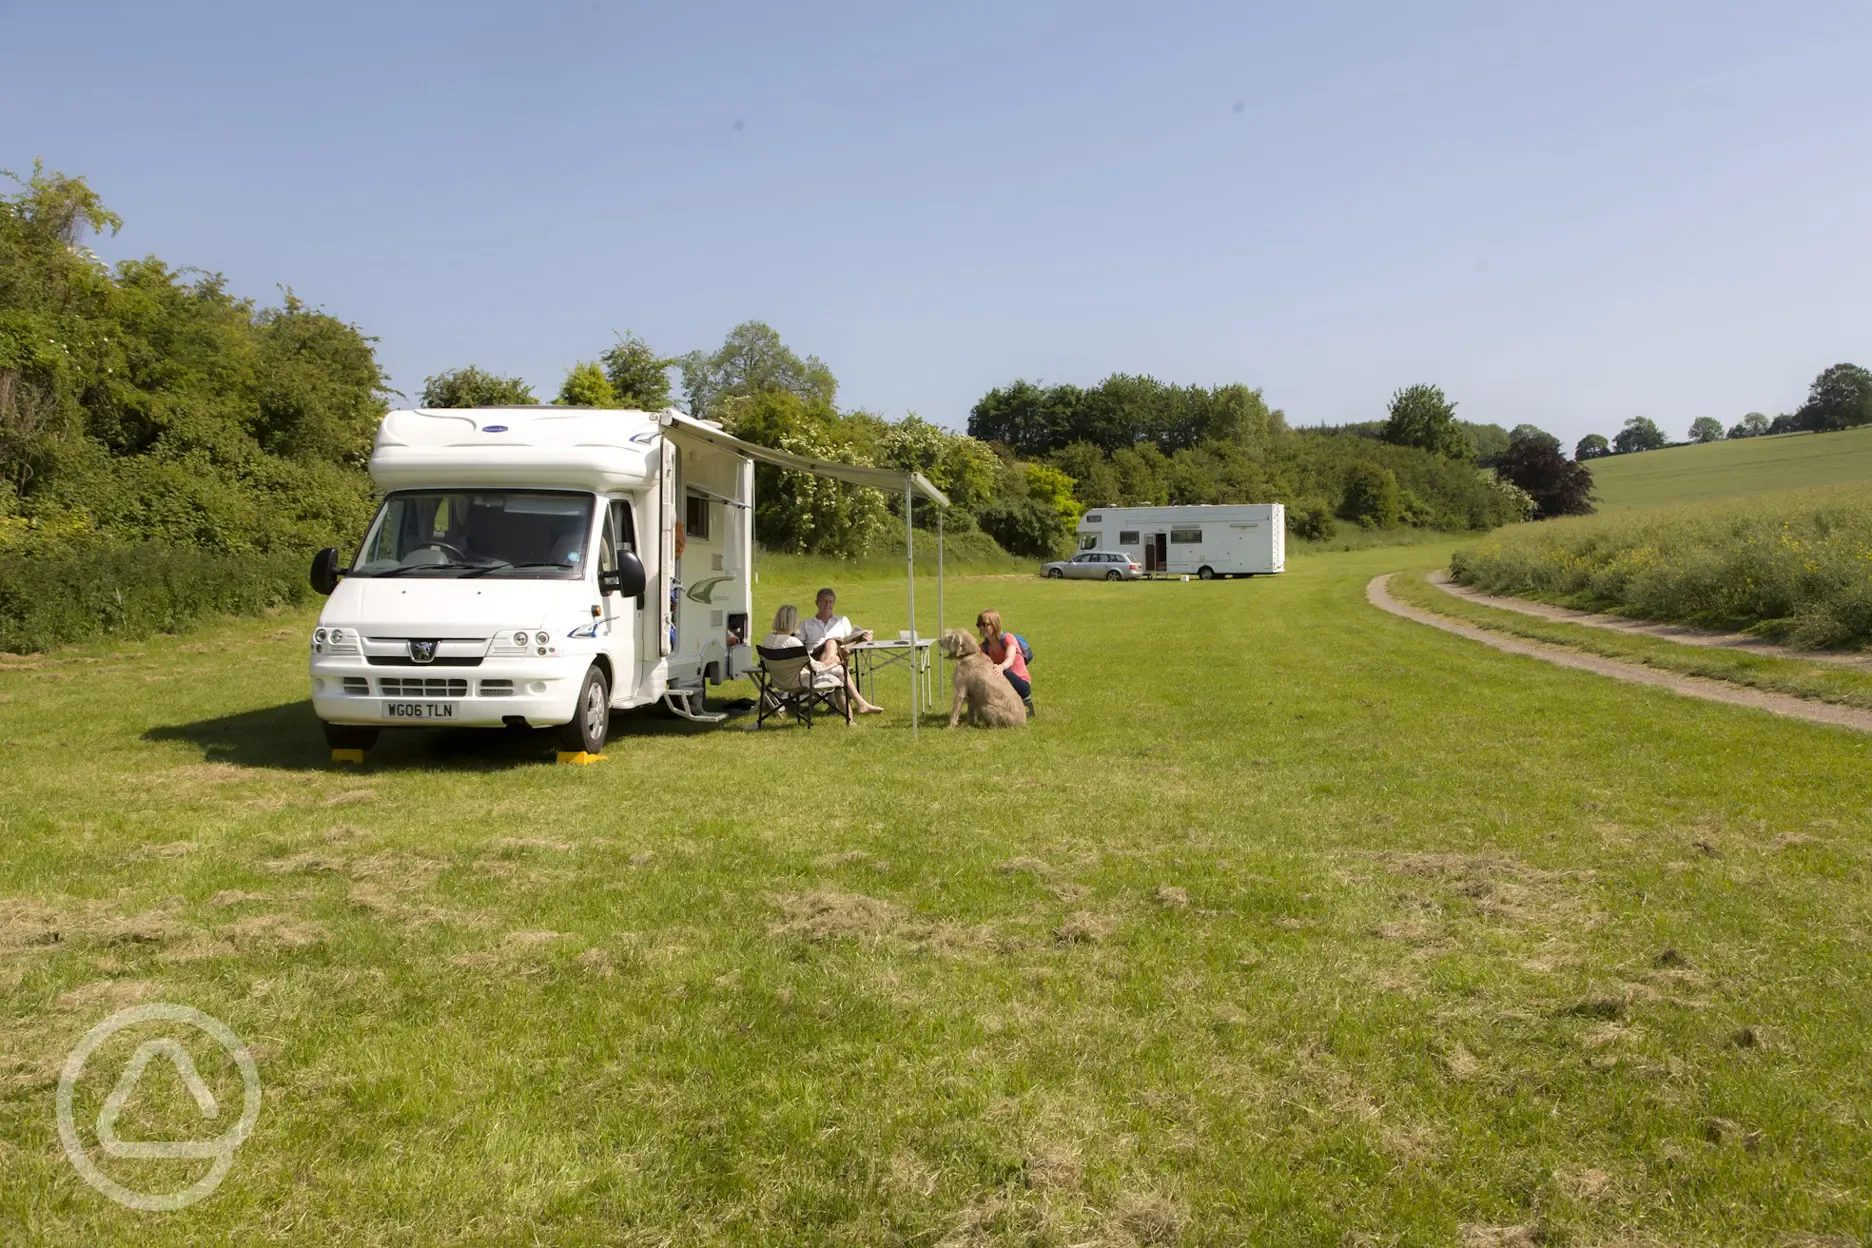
[753,644,852,729]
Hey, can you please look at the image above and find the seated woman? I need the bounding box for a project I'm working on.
[975,610,1033,717]
[762,605,883,715]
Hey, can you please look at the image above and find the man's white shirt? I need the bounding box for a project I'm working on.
[800,614,853,652]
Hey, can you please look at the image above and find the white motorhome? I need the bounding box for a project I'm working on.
[307,406,754,755]
[1073,504,1286,579]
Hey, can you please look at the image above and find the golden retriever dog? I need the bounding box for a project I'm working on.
[941,629,1028,728]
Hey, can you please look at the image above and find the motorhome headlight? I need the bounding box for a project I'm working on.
[534,631,550,646]
[313,626,359,655]
[514,631,529,648]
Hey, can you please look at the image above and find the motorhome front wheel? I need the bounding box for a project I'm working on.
[558,665,611,754]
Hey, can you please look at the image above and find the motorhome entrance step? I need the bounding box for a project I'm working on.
[662,689,728,723]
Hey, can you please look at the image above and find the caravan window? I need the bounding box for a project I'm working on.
[685,494,712,540]
[1079,533,1099,550]
[1118,530,1139,545]
[1170,527,1203,544]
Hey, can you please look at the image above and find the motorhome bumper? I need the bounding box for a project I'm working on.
[309,654,590,728]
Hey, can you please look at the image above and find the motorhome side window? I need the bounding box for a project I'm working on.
[685,494,711,541]
[1079,533,1099,550]
[1118,530,1139,545]
[353,490,593,578]
[1170,527,1203,544]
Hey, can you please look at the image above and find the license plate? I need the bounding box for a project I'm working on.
[383,701,457,720]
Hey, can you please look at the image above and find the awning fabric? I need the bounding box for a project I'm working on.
[660,411,950,507]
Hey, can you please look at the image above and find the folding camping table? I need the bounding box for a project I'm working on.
[844,638,937,716]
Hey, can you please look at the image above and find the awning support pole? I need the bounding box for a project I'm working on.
[906,480,917,740]
[936,505,944,650]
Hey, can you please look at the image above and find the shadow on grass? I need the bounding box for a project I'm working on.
[143,700,746,772]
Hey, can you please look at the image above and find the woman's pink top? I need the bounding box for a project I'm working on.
[983,632,1029,681]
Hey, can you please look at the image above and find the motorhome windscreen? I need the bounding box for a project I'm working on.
[351,491,594,578]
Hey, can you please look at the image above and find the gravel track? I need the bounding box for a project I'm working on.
[1366,573,1872,735]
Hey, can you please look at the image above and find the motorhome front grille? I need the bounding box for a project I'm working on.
[478,680,515,697]
[379,677,469,698]
[366,655,482,667]
[341,677,371,696]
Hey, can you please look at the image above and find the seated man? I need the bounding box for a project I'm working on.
[798,588,883,714]
[799,587,872,660]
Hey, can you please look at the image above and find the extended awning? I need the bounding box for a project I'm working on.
[660,411,949,507]
[659,409,952,740]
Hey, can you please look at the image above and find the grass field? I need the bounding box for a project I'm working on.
[1587,425,1872,512]
[4,548,1872,1245]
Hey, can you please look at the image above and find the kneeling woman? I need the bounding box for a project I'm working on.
[975,610,1032,714]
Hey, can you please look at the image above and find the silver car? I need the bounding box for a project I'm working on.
[1043,550,1143,581]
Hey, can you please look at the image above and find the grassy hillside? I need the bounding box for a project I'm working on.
[5,547,1872,1245]
[1450,482,1872,648]
[1588,425,1872,511]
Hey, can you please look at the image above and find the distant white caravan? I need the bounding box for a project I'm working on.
[1072,504,1285,578]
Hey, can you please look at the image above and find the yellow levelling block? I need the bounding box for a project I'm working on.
[556,751,607,766]
[330,749,366,764]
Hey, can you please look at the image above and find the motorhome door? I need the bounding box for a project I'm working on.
[599,499,639,701]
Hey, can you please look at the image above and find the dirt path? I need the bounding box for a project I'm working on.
[1366,574,1872,735]
[1425,572,1872,673]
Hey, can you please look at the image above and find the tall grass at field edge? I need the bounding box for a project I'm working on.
[1449,483,1872,648]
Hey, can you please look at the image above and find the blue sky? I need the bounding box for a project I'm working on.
[4,1,1868,446]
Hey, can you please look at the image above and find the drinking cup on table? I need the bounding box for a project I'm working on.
[899,630,912,641]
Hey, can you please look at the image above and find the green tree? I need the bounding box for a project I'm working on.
[712,390,884,556]
[1340,462,1402,527]
[1575,433,1611,461]
[1380,385,1471,460]
[1509,424,1561,453]
[1612,416,1667,454]
[1687,416,1725,444]
[680,321,835,421]
[1462,422,1511,464]
[876,414,998,514]
[1049,442,1120,509]
[419,366,535,408]
[1495,437,1595,518]
[1728,412,1770,439]
[0,162,386,563]
[556,361,620,408]
[1025,463,1084,525]
[1794,363,1872,432]
[1110,444,1170,506]
[600,331,673,410]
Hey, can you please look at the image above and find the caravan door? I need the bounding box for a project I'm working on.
[598,498,640,702]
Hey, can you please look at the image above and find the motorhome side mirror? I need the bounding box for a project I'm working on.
[601,551,646,599]
[310,547,344,596]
